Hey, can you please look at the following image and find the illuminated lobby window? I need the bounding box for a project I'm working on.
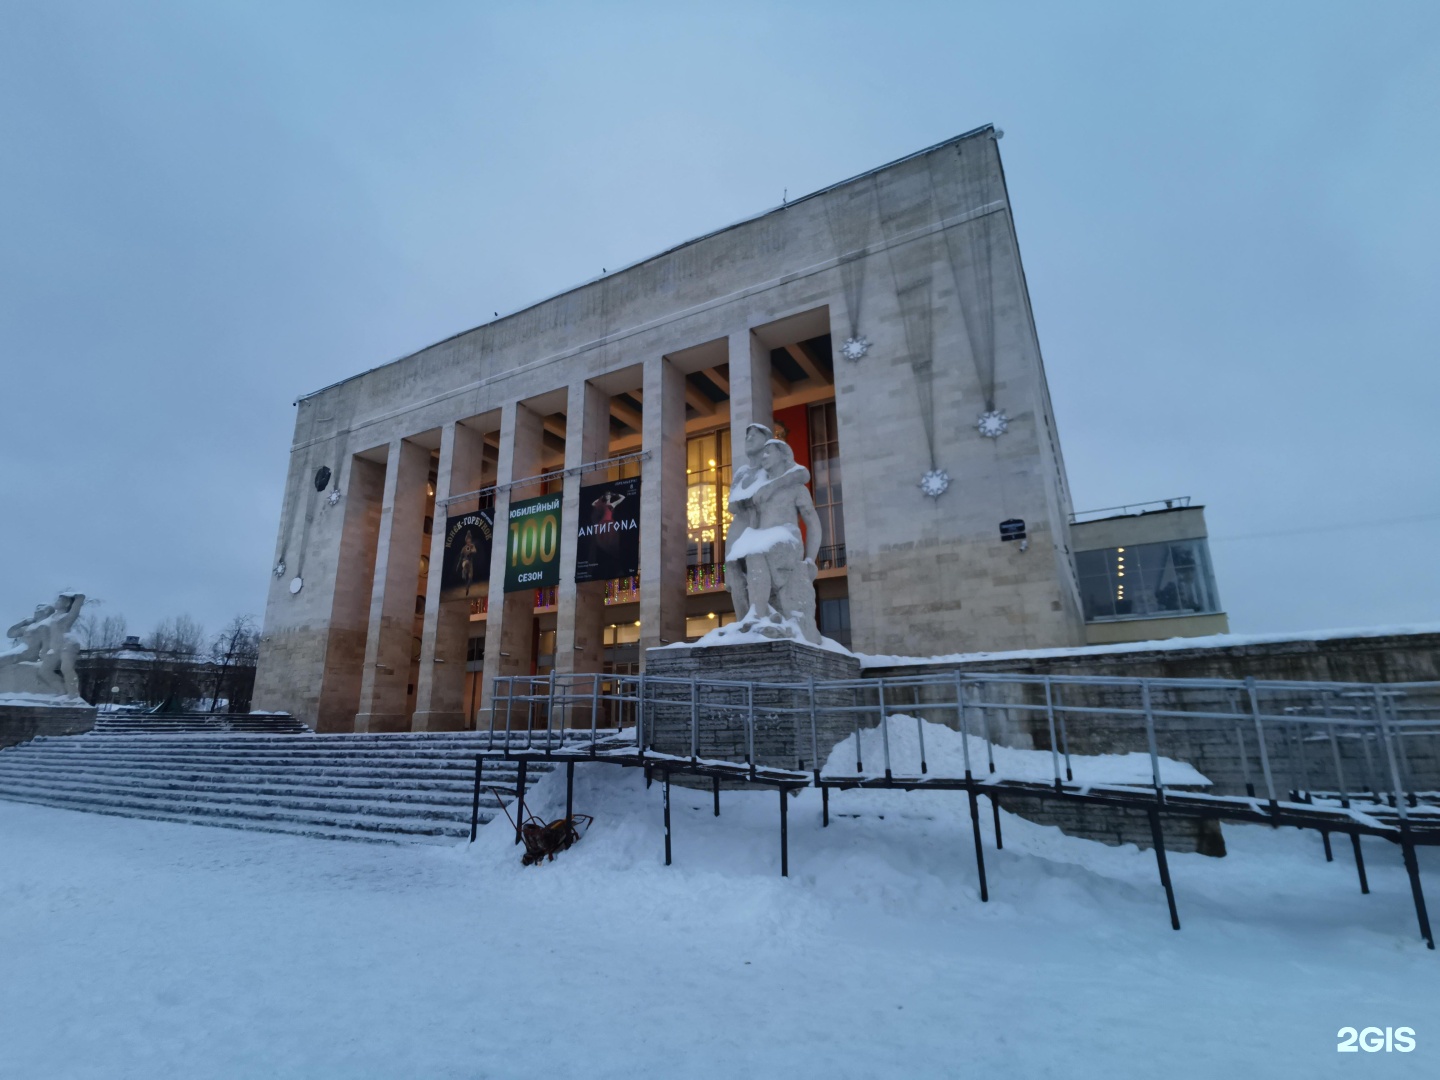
[808,401,845,569]
[686,430,732,571]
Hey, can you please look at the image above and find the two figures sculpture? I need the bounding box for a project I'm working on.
[722,424,824,645]
[0,592,86,699]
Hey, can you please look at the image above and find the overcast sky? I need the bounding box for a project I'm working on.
[2,1,1437,646]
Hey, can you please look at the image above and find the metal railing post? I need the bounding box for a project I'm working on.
[978,686,996,774]
[1054,683,1073,782]
[1044,676,1062,791]
[853,685,864,773]
[589,674,600,755]
[1245,677,1280,816]
[469,755,483,842]
[636,673,647,758]
[545,672,557,748]
[746,682,756,781]
[955,675,973,777]
[1141,680,1165,805]
[690,676,699,764]
[877,680,893,780]
[808,676,820,782]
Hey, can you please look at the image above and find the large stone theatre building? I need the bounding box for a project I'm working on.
[253,126,1226,732]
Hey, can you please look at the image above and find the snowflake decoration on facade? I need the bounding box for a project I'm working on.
[839,335,870,362]
[919,469,951,498]
[976,409,1009,438]
[326,489,342,506]
[272,561,286,578]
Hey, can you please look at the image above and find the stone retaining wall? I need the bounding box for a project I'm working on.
[0,705,98,749]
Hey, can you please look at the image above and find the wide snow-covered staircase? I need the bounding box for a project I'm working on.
[0,730,553,844]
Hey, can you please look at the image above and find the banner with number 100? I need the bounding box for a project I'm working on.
[502,493,562,593]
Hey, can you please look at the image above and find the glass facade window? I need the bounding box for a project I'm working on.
[603,622,642,646]
[818,596,851,648]
[686,429,732,568]
[808,402,846,569]
[1075,539,1221,622]
[684,611,736,640]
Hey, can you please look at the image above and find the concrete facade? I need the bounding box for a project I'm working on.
[254,127,1089,730]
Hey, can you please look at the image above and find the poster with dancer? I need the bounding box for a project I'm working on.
[574,478,640,582]
[439,509,494,597]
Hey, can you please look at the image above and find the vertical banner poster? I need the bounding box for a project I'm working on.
[575,477,641,582]
[502,493,563,592]
[440,509,494,597]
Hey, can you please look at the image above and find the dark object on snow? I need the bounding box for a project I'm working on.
[489,785,593,865]
[519,814,594,866]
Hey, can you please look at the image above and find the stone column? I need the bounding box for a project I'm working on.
[355,438,431,732]
[555,381,611,678]
[314,452,386,733]
[638,354,687,657]
[413,422,488,730]
[479,402,545,716]
[727,326,773,436]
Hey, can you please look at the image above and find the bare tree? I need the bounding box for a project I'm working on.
[207,615,259,712]
[143,615,207,709]
[74,600,128,651]
[147,615,206,657]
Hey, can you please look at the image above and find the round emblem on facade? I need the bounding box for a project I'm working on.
[919,469,951,498]
[976,410,1009,438]
[289,576,304,595]
[839,335,870,362]
[326,489,342,506]
[314,466,332,491]
[272,560,286,578]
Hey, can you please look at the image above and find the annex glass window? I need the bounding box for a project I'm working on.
[808,401,846,569]
[1075,540,1221,622]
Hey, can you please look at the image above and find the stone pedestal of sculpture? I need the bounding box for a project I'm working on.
[0,593,97,747]
[643,639,863,771]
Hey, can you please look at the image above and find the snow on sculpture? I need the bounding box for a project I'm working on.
[0,592,87,700]
[711,426,824,645]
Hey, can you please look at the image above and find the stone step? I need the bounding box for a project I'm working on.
[0,760,517,795]
[0,776,499,823]
[0,730,562,844]
[3,744,538,766]
[34,734,565,753]
[0,789,474,845]
[0,769,516,808]
[7,742,544,762]
[94,719,311,730]
[0,758,538,786]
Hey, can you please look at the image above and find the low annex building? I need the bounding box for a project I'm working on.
[253,126,1226,732]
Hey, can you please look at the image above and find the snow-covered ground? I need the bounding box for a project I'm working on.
[1,766,1435,1079]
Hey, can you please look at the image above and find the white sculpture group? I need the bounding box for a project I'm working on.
[722,424,824,644]
[0,592,86,699]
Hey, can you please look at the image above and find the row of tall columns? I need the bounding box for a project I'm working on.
[479,402,545,712]
[555,380,611,676]
[638,354,688,654]
[356,327,777,731]
[728,327,773,438]
[413,421,490,731]
[354,437,431,733]
[315,453,385,733]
